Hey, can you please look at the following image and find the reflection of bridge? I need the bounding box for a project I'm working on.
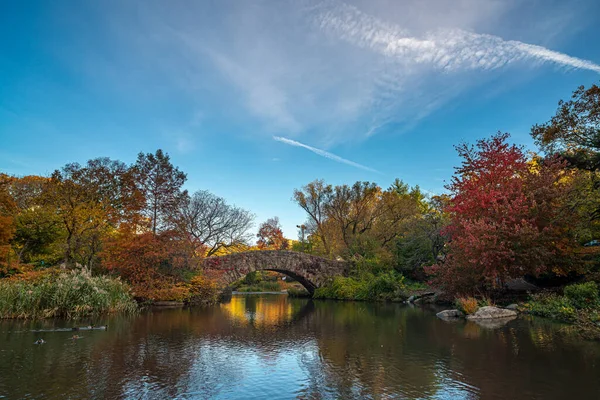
[203,250,351,295]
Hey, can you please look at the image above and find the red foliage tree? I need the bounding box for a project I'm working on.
[427,133,582,295]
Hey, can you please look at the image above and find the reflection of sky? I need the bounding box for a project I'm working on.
[172,295,320,398]
[177,341,322,399]
[3,297,600,399]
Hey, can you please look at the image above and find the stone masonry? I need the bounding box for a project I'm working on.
[203,250,351,295]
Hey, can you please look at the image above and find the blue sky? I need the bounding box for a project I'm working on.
[1,0,600,238]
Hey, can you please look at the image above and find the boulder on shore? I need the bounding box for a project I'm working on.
[436,309,464,319]
[466,306,517,320]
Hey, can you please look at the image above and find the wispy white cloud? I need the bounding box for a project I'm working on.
[56,0,600,147]
[273,136,380,173]
[311,0,600,73]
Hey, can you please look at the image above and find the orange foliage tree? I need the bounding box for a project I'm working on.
[101,231,198,300]
[0,174,17,274]
[256,217,288,250]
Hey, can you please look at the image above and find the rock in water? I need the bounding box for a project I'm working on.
[504,304,519,311]
[471,316,517,329]
[407,296,416,303]
[466,306,517,320]
[436,309,464,319]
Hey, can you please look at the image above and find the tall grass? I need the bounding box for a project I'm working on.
[0,270,138,319]
[455,297,479,315]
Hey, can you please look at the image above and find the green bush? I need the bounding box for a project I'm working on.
[243,271,262,285]
[259,281,281,291]
[524,293,578,322]
[287,287,310,297]
[315,276,363,300]
[0,270,138,319]
[314,272,405,301]
[564,282,599,309]
[236,281,282,292]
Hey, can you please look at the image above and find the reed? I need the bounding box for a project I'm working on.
[0,270,137,319]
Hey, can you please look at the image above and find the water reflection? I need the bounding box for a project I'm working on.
[220,294,309,328]
[1,295,599,399]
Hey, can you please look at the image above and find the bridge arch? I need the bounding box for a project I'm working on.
[203,250,351,295]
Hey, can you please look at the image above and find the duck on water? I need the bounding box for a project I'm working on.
[31,324,108,333]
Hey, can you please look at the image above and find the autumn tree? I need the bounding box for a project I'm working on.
[101,231,197,298]
[428,133,582,295]
[13,203,62,264]
[256,217,288,249]
[532,82,600,227]
[45,165,110,271]
[293,178,433,262]
[0,174,17,273]
[176,190,254,256]
[532,82,600,171]
[69,158,143,229]
[293,180,333,255]
[373,186,423,247]
[134,149,187,235]
[0,175,63,267]
[325,182,381,253]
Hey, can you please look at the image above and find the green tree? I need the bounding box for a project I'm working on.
[134,150,187,235]
[532,83,600,171]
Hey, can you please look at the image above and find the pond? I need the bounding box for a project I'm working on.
[1,294,599,399]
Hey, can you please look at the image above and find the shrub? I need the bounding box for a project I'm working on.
[6,267,57,283]
[314,276,363,300]
[235,280,282,293]
[138,283,191,302]
[564,282,599,309]
[523,293,577,322]
[314,272,405,301]
[455,297,479,315]
[0,270,137,319]
[260,281,282,291]
[364,272,405,301]
[478,296,494,308]
[243,271,262,285]
[188,275,220,304]
[287,287,310,298]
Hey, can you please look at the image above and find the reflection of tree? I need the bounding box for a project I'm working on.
[303,302,442,399]
[221,295,297,328]
[2,299,600,399]
[300,302,600,400]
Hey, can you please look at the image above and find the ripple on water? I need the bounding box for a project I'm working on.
[1,297,600,399]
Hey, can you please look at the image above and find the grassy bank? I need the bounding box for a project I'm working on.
[0,270,138,319]
[235,281,283,293]
[522,282,600,340]
[287,286,311,297]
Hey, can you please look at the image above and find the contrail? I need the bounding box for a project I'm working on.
[311,0,600,74]
[273,136,381,173]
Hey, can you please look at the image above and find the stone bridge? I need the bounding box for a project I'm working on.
[202,250,351,295]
